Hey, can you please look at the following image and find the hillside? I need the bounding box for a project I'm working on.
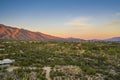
[0,24,62,40]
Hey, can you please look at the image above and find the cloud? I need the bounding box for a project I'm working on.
[65,17,91,27]
[66,20,88,26]
[115,12,120,16]
[106,21,120,26]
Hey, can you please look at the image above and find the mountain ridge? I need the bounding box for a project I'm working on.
[0,24,62,40]
[0,24,120,41]
[104,37,120,42]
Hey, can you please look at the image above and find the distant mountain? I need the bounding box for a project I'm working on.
[0,24,119,41]
[104,37,120,42]
[90,39,101,41]
[0,24,62,40]
[90,37,120,42]
[66,37,84,41]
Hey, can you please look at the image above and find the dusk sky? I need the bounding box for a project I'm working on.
[0,0,120,39]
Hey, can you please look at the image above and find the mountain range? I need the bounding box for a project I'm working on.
[0,24,62,40]
[104,37,120,42]
[0,24,120,41]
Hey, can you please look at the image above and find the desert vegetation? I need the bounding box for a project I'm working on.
[0,40,120,80]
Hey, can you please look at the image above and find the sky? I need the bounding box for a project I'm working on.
[0,0,120,39]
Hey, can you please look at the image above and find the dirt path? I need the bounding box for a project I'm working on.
[43,67,51,80]
[6,66,19,72]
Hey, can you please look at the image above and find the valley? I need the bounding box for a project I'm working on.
[0,40,120,80]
